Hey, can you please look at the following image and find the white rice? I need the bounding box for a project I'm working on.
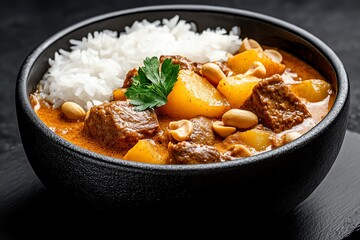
[36,15,242,110]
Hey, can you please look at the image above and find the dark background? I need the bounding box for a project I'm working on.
[1,0,360,239]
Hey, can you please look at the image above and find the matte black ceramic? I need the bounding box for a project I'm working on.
[16,5,349,214]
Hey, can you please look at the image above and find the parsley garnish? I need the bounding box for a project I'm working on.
[125,56,180,111]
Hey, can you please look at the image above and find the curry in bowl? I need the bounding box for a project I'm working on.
[30,16,334,165]
[17,6,348,213]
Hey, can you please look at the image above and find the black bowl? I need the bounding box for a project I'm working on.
[16,5,349,215]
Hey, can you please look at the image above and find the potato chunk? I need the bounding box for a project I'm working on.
[217,75,260,108]
[227,49,285,77]
[288,79,332,102]
[223,129,274,152]
[236,129,273,151]
[123,139,169,164]
[159,70,230,119]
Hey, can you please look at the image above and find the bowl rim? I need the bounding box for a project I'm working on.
[17,4,349,172]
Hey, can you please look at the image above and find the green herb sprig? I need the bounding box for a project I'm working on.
[125,56,180,111]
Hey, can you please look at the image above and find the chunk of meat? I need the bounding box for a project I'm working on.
[168,141,231,164]
[123,68,137,88]
[152,129,171,148]
[240,74,311,133]
[159,55,232,77]
[160,55,203,75]
[189,116,215,145]
[222,131,246,149]
[84,101,159,150]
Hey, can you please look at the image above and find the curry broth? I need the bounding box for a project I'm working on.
[280,50,324,80]
[36,102,129,159]
[34,51,335,161]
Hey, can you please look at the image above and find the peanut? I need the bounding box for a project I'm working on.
[283,132,302,144]
[169,120,194,141]
[227,144,253,158]
[222,109,258,129]
[264,49,283,63]
[61,101,86,120]
[244,61,266,78]
[202,62,227,86]
[212,121,237,138]
[239,38,263,53]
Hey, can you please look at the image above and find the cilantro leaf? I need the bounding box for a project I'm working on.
[125,56,180,111]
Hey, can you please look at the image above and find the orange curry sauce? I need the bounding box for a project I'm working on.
[34,51,335,160]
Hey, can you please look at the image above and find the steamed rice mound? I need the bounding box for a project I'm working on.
[36,15,242,110]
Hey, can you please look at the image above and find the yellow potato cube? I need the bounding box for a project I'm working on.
[227,49,285,77]
[217,75,260,108]
[123,139,169,164]
[159,70,230,119]
[237,129,273,151]
[288,79,332,102]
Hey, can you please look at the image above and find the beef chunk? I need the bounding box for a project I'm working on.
[84,101,159,150]
[160,55,203,75]
[152,129,171,148]
[159,55,232,77]
[222,131,246,148]
[240,75,311,133]
[189,116,215,145]
[168,141,231,164]
[123,68,138,88]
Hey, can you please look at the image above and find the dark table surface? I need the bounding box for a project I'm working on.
[1,0,360,239]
